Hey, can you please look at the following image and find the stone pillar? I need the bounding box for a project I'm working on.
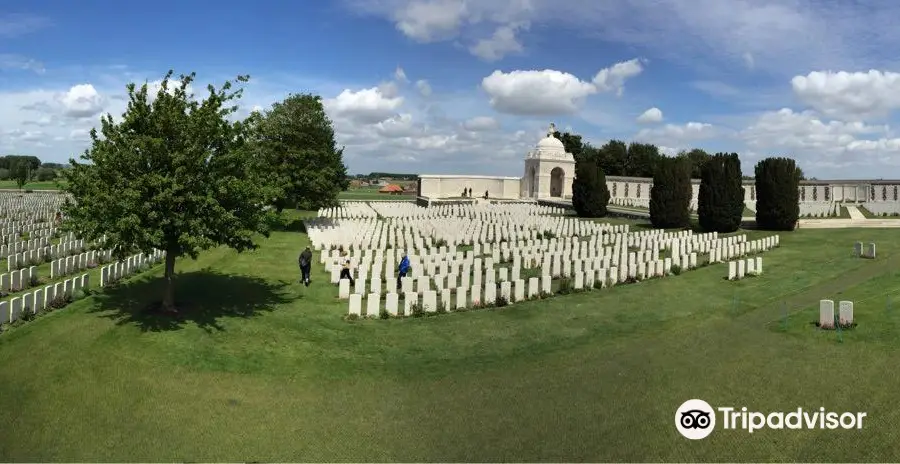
[536,174,551,198]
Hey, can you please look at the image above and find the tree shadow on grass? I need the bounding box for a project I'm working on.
[87,268,295,333]
[273,217,307,233]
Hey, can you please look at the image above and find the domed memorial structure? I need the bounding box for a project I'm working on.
[522,123,576,199]
[417,122,576,201]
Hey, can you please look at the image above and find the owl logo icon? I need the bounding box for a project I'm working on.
[675,399,716,439]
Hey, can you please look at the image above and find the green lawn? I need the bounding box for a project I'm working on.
[338,187,414,201]
[0,180,66,190]
[2,211,900,461]
[858,205,900,219]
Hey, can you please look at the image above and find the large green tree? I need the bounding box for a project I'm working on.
[678,148,712,179]
[62,71,277,313]
[624,142,660,177]
[551,130,586,162]
[649,156,692,229]
[754,157,801,231]
[698,152,745,232]
[596,140,627,176]
[250,93,348,212]
[571,158,610,218]
[35,167,56,181]
[9,160,29,189]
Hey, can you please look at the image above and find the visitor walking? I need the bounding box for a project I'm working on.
[298,246,312,286]
[339,258,355,286]
[397,252,410,291]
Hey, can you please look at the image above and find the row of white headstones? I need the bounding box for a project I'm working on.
[317,201,567,219]
[820,300,854,328]
[320,224,780,317]
[308,213,608,253]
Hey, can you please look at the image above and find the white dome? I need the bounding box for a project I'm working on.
[537,135,564,150]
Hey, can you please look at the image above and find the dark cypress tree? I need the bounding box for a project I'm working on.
[650,156,692,228]
[754,157,801,230]
[698,152,745,232]
[572,157,610,217]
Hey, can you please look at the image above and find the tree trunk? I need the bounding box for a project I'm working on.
[162,250,177,312]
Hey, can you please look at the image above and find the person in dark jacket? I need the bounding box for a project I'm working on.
[397,253,410,291]
[298,246,313,286]
[339,258,355,286]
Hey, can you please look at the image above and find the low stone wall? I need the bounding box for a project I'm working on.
[418,174,521,199]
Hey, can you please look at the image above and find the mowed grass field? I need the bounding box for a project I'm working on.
[338,185,415,201]
[2,211,900,461]
[0,180,66,190]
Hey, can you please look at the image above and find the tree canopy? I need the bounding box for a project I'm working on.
[62,71,277,312]
[754,157,801,231]
[250,93,348,211]
[571,156,610,218]
[9,161,30,189]
[649,156,692,229]
[0,155,41,171]
[698,153,744,233]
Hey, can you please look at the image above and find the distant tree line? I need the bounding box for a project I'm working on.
[352,173,418,181]
[562,129,803,232]
[551,130,806,181]
[0,155,66,188]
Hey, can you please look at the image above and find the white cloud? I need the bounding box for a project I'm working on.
[741,108,888,149]
[0,54,45,74]
[324,86,404,124]
[0,13,50,37]
[740,108,900,169]
[5,129,44,142]
[377,80,400,98]
[742,52,755,70]
[636,107,663,124]
[481,69,597,115]
[657,145,680,156]
[392,0,469,42]
[592,58,644,96]
[69,128,92,141]
[469,22,528,61]
[348,0,900,76]
[58,84,106,119]
[415,79,432,97]
[791,70,900,120]
[374,113,417,138]
[635,122,718,146]
[462,116,500,131]
[394,66,408,82]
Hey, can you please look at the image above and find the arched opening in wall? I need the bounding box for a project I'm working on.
[550,167,564,197]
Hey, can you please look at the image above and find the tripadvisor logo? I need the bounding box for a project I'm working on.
[675,399,867,440]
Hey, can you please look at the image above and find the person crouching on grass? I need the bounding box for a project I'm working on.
[339,259,355,286]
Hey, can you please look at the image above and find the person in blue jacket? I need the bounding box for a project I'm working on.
[397,252,410,291]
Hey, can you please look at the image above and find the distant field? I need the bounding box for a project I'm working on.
[0,180,65,190]
[339,186,415,201]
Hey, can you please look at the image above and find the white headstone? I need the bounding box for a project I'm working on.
[819,299,835,329]
[348,294,362,316]
[839,300,854,325]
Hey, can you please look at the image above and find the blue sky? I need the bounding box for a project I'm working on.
[4,1,900,178]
